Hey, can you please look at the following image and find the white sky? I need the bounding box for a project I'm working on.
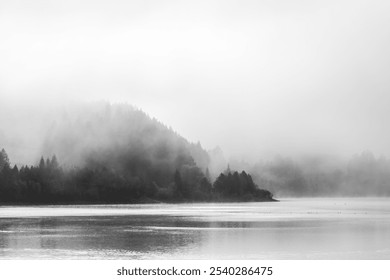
[1,0,390,160]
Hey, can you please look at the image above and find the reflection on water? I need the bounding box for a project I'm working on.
[0,198,390,259]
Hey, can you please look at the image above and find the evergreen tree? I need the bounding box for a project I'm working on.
[50,155,59,169]
[0,148,10,171]
[39,157,45,169]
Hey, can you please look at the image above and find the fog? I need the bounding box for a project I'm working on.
[1,0,390,163]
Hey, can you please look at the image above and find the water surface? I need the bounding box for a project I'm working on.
[1,198,389,259]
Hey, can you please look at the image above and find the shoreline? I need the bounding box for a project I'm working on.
[0,197,278,207]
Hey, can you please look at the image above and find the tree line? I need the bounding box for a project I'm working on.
[0,148,274,204]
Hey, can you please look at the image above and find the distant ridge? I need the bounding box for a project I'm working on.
[42,102,210,185]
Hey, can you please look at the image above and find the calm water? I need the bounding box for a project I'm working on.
[0,198,390,259]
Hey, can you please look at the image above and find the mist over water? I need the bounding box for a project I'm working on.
[1,1,390,263]
[1,198,389,259]
[1,0,390,199]
[1,99,390,197]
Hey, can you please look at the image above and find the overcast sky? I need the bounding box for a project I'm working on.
[1,0,390,161]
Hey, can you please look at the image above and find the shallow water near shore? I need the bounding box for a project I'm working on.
[1,198,390,259]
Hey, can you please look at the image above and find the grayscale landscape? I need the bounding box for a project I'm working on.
[1,0,390,259]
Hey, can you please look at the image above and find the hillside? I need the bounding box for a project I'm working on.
[0,102,274,204]
[42,102,210,186]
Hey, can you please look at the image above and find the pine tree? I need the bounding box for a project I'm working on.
[0,148,10,171]
[50,155,59,169]
[39,157,45,169]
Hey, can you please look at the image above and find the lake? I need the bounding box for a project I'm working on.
[0,198,390,259]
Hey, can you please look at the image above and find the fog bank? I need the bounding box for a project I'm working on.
[1,0,390,160]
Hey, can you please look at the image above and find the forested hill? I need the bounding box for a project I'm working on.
[0,102,274,204]
[42,102,210,175]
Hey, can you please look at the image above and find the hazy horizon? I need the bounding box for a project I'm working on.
[1,0,390,163]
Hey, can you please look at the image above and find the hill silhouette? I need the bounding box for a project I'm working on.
[0,102,274,204]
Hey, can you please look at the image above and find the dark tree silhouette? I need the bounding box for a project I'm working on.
[0,148,10,171]
[0,148,275,204]
[213,171,274,201]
